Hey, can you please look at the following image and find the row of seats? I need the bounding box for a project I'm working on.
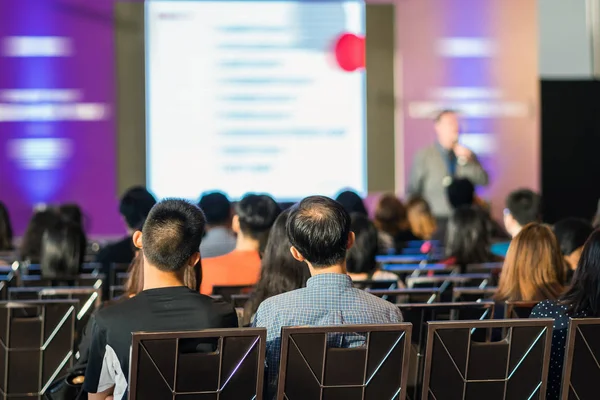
[2,299,595,399]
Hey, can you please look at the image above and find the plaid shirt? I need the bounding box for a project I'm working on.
[253,273,403,398]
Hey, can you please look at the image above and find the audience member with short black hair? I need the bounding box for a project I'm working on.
[84,199,237,400]
[553,218,593,282]
[201,193,280,294]
[374,194,418,253]
[531,230,600,400]
[242,209,310,326]
[96,187,157,265]
[198,191,236,258]
[21,209,61,263]
[0,202,13,251]
[40,220,86,282]
[503,189,541,237]
[253,195,403,398]
[335,189,368,216]
[347,213,399,282]
[446,178,475,209]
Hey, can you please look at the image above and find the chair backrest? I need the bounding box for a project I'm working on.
[116,272,129,286]
[277,323,412,400]
[0,299,77,398]
[367,288,440,304]
[129,327,267,400]
[381,263,455,275]
[19,273,104,288]
[212,285,254,302]
[376,254,443,264]
[505,300,540,319]
[422,319,553,400]
[452,287,497,302]
[230,294,250,309]
[353,279,398,290]
[109,285,125,299]
[561,317,600,400]
[406,273,492,289]
[465,262,503,273]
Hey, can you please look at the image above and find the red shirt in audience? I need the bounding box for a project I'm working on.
[200,250,261,294]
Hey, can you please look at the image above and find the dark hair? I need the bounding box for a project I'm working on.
[199,191,231,226]
[287,196,351,268]
[446,178,475,210]
[21,209,62,263]
[59,204,84,227]
[554,218,593,256]
[335,190,368,216]
[141,199,205,272]
[506,189,541,226]
[374,194,410,235]
[434,109,457,122]
[346,213,379,275]
[119,186,157,230]
[0,202,13,251]
[445,206,494,267]
[243,210,310,325]
[40,221,85,279]
[236,194,280,254]
[562,230,600,316]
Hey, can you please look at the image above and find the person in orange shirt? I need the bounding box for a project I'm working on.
[200,194,281,294]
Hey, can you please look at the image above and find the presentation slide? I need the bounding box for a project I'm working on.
[146,0,366,201]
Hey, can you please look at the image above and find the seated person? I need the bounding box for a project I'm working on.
[0,202,13,252]
[242,209,310,326]
[492,189,541,257]
[530,230,600,400]
[20,209,61,263]
[374,194,418,254]
[553,218,593,283]
[198,191,236,258]
[335,189,368,216]
[406,196,437,240]
[84,199,238,400]
[40,220,86,283]
[346,213,400,282]
[201,194,280,294]
[253,196,403,398]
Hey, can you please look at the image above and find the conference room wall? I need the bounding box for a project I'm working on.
[114,2,398,198]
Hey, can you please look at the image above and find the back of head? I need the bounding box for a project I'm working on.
[59,204,84,227]
[445,206,491,265]
[40,221,85,279]
[141,199,205,271]
[287,196,351,268]
[562,230,600,316]
[446,178,475,210]
[374,194,408,235]
[120,186,157,231]
[506,189,541,226]
[0,202,13,251]
[235,194,281,252]
[245,209,310,324]
[21,209,61,263]
[553,218,593,256]
[335,190,368,217]
[406,196,437,240]
[495,223,565,302]
[346,213,379,275]
[199,191,231,226]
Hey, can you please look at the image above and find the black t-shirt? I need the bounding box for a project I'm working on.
[83,286,238,399]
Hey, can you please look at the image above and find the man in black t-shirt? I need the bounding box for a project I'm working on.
[85,199,238,400]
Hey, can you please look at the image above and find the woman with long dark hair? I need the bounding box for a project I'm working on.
[242,209,310,325]
[530,230,600,399]
[0,202,13,251]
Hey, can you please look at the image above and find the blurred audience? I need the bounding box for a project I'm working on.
[530,230,600,400]
[253,196,403,398]
[335,189,368,216]
[373,194,418,253]
[84,199,237,399]
[0,202,13,251]
[494,223,565,306]
[553,218,594,282]
[21,209,61,263]
[201,194,280,294]
[242,209,310,326]
[446,178,475,209]
[40,220,86,282]
[198,191,236,258]
[406,196,437,240]
[96,187,157,265]
[347,213,399,282]
[443,206,501,271]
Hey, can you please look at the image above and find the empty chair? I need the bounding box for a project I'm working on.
[19,273,104,288]
[505,300,540,319]
[129,328,267,400]
[422,319,553,400]
[212,284,254,302]
[452,286,497,302]
[381,263,456,277]
[376,254,443,264]
[561,318,600,400]
[399,302,494,400]
[0,299,77,398]
[367,288,440,304]
[353,279,398,290]
[277,324,412,400]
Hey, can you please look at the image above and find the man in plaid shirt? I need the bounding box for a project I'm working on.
[254,196,403,398]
